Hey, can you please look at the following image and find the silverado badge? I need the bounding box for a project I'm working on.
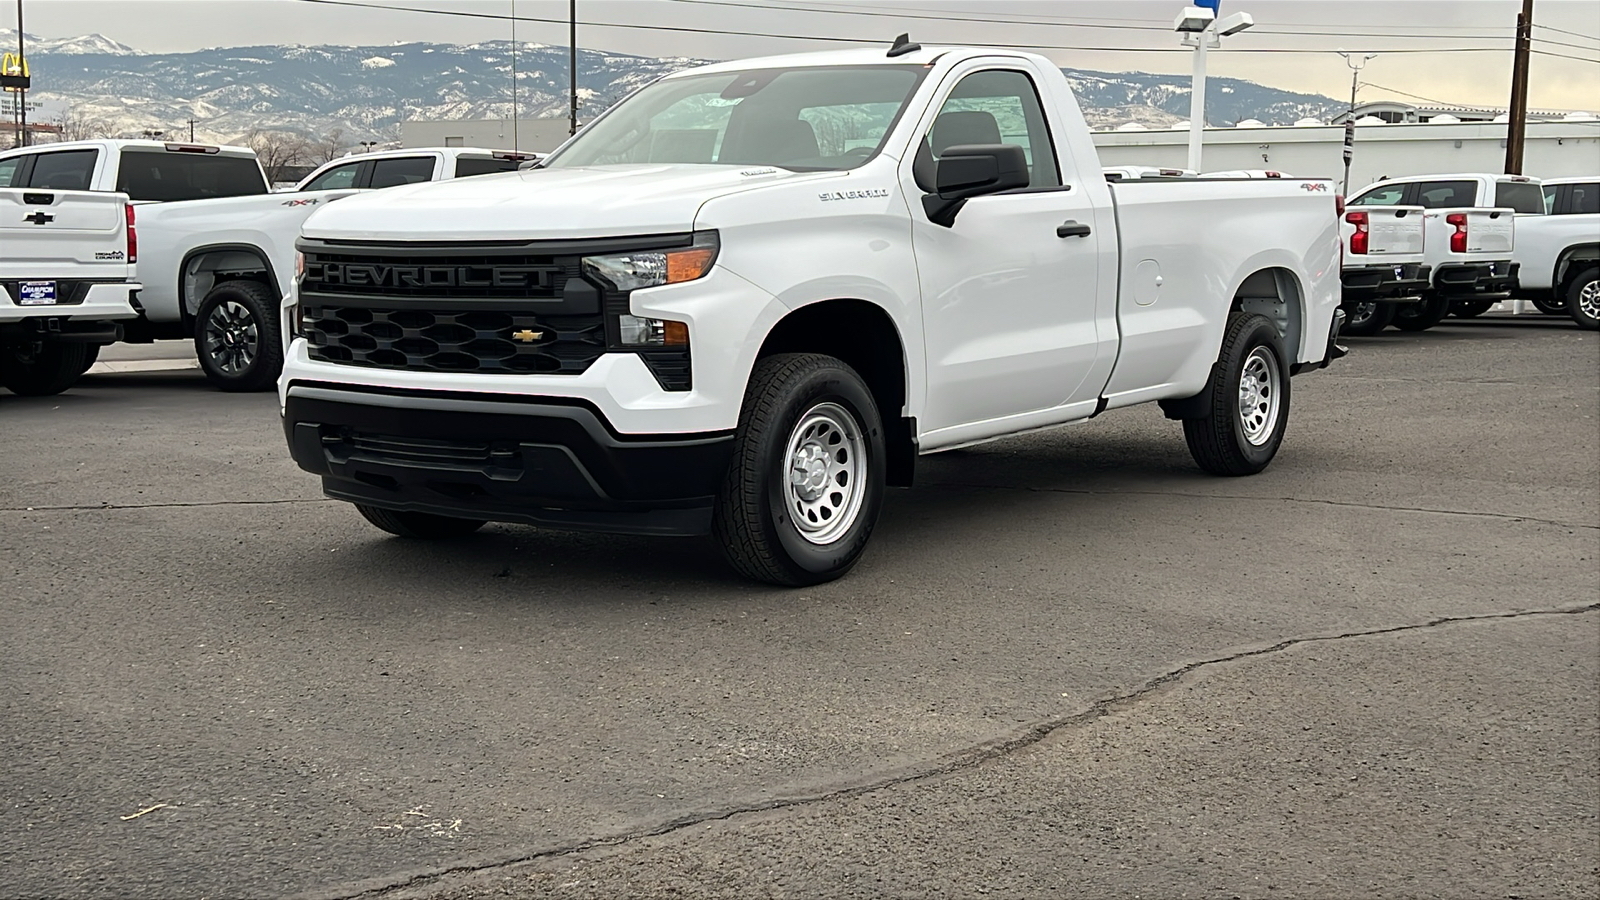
[512,329,544,343]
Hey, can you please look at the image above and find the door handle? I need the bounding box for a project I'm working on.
[1056,220,1091,238]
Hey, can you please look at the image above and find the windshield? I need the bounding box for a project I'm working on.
[543,65,926,172]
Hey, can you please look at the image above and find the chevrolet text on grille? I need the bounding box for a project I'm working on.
[306,263,558,290]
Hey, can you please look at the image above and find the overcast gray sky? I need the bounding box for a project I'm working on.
[11,0,1600,110]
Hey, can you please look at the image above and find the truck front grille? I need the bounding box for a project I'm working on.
[303,306,605,375]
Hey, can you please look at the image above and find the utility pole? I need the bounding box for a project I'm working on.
[1337,50,1376,195]
[1504,0,1534,174]
[510,0,518,152]
[569,0,578,135]
[187,117,194,141]
[16,0,26,148]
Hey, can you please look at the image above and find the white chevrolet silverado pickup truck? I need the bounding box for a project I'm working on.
[1516,176,1599,329]
[1,186,140,395]
[0,140,537,391]
[1338,203,1429,335]
[279,41,1344,585]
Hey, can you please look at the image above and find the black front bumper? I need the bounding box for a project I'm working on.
[284,384,733,536]
[1341,262,1432,299]
[1434,260,1519,296]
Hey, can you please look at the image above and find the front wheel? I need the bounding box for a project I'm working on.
[1,341,89,396]
[713,354,886,586]
[1181,313,1290,477]
[1568,267,1600,331]
[1392,293,1452,332]
[1451,298,1495,318]
[1340,300,1395,336]
[195,279,283,392]
[355,505,486,539]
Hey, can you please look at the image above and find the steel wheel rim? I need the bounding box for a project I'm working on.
[204,300,259,375]
[1237,346,1281,447]
[1580,280,1600,320]
[782,401,867,545]
[1349,302,1378,327]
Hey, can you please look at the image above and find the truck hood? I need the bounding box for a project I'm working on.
[300,164,827,241]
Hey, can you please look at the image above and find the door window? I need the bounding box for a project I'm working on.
[0,155,21,187]
[453,156,520,178]
[923,69,1061,188]
[301,162,362,191]
[1562,183,1599,215]
[25,149,100,191]
[1414,181,1479,209]
[1494,181,1545,214]
[368,156,436,189]
[1350,185,1408,206]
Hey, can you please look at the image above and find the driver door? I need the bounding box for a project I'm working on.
[903,65,1107,441]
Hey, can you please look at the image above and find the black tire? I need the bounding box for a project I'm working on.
[1392,293,1452,332]
[1567,267,1599,331]
[1450,297,1495,318]
[1,341,88,396]
[713,353,886,586]
[76,344,102,376]
[1531,295,1568,316]
[1181,314,1290,477]
[355,504,486,539]
[1340,300,1395,336]
[195,279,283,393]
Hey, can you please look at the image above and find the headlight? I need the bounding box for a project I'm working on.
[581,232,718,292]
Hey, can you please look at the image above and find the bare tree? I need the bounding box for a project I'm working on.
[244,128,311,184]
[310,127,351,164]
[56,109,115,142]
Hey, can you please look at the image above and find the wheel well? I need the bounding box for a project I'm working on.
[181,246,278,320]
[756,299,916,487]
[1557,245,1600,288]
[1231,267,1304,369]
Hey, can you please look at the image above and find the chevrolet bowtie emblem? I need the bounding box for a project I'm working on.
[512,329,544,343]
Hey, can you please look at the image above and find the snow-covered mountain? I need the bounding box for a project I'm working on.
[12,30,1342,144]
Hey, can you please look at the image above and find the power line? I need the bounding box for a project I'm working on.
[1532,23,1600,43]
[1360,82,1461,107]
[1532,48,1600,65]
[288,0,1535,55]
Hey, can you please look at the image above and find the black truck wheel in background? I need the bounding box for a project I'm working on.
[1341,300,1396,336]
[1182,313,1290,477]
[1450,298,1496,318]
[195,279,284,393]
[1392,293,1453,332]
[1530,295,1568,316]
[1,341,89,396]
[355,505,487,539]
[714,353,886,586]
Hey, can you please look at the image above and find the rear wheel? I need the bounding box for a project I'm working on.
[1392,293,1452,332]
[195,279,283,392]
[1531,295,1568,316]
[1,341,89,396]
[1181,313,1290,477]
[1340,300,1395,336]
[1450,298,1495,318]
[713,353,885,586]
[1567,267,1599,331]
[355,504,486,539]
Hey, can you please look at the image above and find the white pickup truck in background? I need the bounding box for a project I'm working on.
[280,41,1344,585]
[1346,174,1526,331]
[1515,176,1599,329]
[1338,202,1429,335]
[0,187,140,396]
[0,140,539,391]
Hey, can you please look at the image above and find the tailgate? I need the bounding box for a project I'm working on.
[1366,207,1425,256]
[1464,208,1514,254]
[0,188,131,276]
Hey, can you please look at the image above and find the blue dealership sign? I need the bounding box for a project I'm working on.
[1194,0,1222,10]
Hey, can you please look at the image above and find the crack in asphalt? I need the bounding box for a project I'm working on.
[1,498,331,512]
[926,481,1600,531]
[302,602,1600,900]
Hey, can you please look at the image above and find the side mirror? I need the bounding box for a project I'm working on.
[923,143,1029,227]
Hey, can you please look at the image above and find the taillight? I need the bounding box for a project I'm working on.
[1447,212,1468,253]
[125,203,137,264]
[1346,210,1369,254]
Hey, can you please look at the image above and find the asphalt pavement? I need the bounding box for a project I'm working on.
[2,315,1596,899]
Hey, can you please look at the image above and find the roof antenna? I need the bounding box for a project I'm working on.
[887,33,921,58]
